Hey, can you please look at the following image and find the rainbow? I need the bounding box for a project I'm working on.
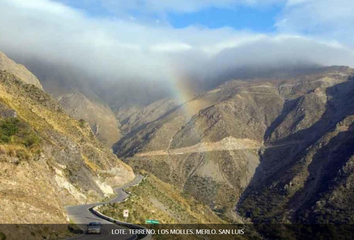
[170,69,209,119]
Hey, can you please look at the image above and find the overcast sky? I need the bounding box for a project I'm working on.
[0,0,353,85]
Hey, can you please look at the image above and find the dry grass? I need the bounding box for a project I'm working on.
[81,153,100,172]
[0,144,33,162]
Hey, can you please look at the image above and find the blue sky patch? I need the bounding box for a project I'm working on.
[168,6,283,32]
[53,0,284,33]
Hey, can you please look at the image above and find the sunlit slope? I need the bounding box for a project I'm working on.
[0,70,134,224]
[99,172,231,224]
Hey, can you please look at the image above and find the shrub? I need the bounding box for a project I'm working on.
[0,117,41,147]
[0,232,6,240]
[0,118,19,142]
[16,150,30,161]
[79,119,85,128]
[23,133,41,147]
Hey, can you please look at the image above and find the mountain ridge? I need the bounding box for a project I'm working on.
[0,51,42,89]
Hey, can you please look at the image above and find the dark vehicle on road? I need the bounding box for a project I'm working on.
[87,222,102,234]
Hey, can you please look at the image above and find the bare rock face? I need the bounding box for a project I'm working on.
[115,66,354,223]
[0,51,43,89]
[0,70,135,224]
[58,92,122,147]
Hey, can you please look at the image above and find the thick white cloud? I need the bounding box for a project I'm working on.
[0,0,353,87]
[84,0,354,47]
[277,0,354,44]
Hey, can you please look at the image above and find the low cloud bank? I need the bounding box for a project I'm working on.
[0,0,353,106]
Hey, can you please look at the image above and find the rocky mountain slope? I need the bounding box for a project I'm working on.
[238,67,354,224]
[99,172,232,224]
[115,66,354,223]
[58,92,122,146]
[0,70,135,224]
[1,52,123,147]
[98,172,261,240]
[117,98,179,135]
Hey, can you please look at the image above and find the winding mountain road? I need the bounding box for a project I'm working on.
[65,175,144,240]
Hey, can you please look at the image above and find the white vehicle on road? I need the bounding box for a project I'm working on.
[87,222,102,234]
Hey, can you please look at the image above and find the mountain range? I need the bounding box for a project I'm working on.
[114,66,354,224]
[1,48,354,228]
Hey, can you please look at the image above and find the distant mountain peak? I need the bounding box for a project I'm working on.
[0,50,43,89]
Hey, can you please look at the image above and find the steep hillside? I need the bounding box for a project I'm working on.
[115,78,285,219]
[3,54,123,147]
[115,66,354,223]
[58,92,122,146]
[0,51,42,89]
[238,67,354,224]
[98,172,255,240]
[0,70,134,224]
[117,98,179,135]
[99,172,233,224]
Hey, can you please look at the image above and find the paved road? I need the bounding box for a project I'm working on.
[65,175,144,240]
